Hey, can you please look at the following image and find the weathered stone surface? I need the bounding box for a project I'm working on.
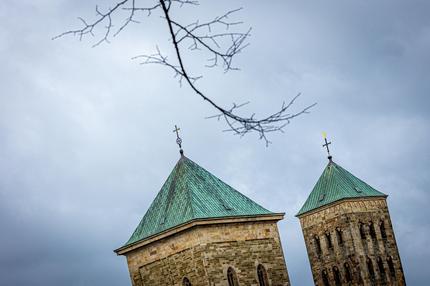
[298,198,406,286]
[124,220,290,286]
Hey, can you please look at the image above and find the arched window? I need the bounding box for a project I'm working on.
[380,220,387,239]
[367,258,375,282]
[344,263,352,282]
[325,232,333,249]
[359,222,366,239]
[387,256,396,278]
[183,277,192,286]
[336,228,343,245]
[377,257,386,282]
[369,222,377,239]
[333,266,341,286]
[227,267,239,286]
[257,264,269,286]
[322,269,330,286]
[314,236,322,256]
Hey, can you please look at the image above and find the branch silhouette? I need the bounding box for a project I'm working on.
[54,0,316,145]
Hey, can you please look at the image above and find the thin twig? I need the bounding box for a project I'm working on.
[53,0,316,146]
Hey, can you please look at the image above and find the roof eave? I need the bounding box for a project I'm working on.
[114,213,285,255]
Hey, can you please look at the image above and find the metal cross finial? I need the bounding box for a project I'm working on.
[322,132,333,161]
[173,125,184,155]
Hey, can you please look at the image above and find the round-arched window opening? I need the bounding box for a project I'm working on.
[322,269,330,286]
[257,264,269,286]
[227,267,239,286]
[183,277,192,286]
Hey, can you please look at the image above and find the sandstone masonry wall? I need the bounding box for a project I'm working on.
[299,198,405,286]
[125,220,290,286]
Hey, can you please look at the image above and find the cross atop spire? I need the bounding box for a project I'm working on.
[173,125,184,156]
[322,132,333,161]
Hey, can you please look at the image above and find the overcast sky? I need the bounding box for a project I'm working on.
[1,0,429,285]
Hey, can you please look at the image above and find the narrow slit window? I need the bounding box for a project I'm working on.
[336,228,343,245]
[344,263,352,282]
[377,257,387,282]
[314,236,322,256]
[227,267,239,286]
[367,258,376,282]
[387,257,396,278]
[325,232,333,249]
[369,222,377,239]
[257,264,269,286]
[359,223,366,239]
[322,270,330,286]
[380,220,387,239]
[333,266,341,286]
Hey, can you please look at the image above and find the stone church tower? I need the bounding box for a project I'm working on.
[114,151,291,286]
[297,140,405,286]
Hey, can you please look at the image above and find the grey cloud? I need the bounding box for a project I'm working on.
[1,0,429,285]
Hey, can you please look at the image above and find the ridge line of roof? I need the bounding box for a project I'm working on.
[162,158,182,224]
[183,157,195,219]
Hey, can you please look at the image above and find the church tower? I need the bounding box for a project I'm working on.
[114,131,290,286]
[297,137,405,286]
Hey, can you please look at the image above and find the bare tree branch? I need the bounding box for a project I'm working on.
[54,0,316,146]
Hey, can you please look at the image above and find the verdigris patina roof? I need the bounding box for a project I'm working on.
[124,155,273,247]
[297,160,387,217]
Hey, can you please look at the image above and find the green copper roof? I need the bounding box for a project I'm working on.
[125,155,273,246]
[297,160,387,216]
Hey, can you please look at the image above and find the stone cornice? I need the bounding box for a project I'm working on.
[114,213,285,255]
[296,197,387,219]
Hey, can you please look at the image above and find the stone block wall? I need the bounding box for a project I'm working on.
[299,198,405,286]
[125,220,290,286]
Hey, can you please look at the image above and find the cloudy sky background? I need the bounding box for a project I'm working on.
[1,0,429,285]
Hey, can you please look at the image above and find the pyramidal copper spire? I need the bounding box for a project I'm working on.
[322,132,333,161]
[173,125,184,156]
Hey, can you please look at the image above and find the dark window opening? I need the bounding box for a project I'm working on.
[314,236,322,256]
[257,264,268,286]
[344,263,352,282]
[322,270,330,286]
[377,257,386,282]
[227,267,239,286]
[387,257,396,278]
[333,267,341,286]
[359,223,366,239]
[369,222,377,239]
[183,277,192,286]
[380,221,387,239]
[325,232,333,249]
[367,258,376,282]
[336,228,343,245]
